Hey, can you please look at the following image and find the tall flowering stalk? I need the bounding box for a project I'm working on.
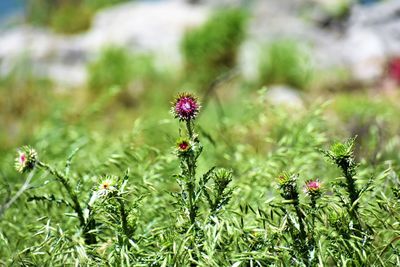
[172,93,202,226]
[278,173,306,240]
[304,179,322,265]
[171,93,233,266]
[278,174,323,265]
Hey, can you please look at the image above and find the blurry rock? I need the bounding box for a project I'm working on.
[265,85,304,109]
[349,0,400,55]
[349,0,400,27]
[341,29,385,83]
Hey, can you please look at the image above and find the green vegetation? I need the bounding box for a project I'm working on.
[50,4,92,34]
[26,0,131,34]
[1,67,400,264]
[181,9,248,87]
[87,46,160,108]
[259,39,313,90]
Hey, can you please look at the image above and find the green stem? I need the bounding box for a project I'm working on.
[117,198,132,240]
[343,166,362,233]
[38,161,96,244]
[186,120,193,139]
[294,200,306,240]
[185,157,197,225]
[185,119,197,226]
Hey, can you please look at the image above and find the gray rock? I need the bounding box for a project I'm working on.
[341,28,386,82]
[265,85,304,109]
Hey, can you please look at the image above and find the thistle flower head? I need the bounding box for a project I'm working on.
[15,146,37,173]
[171,93,200,121]
[304,179,322,197]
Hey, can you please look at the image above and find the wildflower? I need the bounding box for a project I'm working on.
[15,146,37,173]
[171,93,200,121]
[304,179,322,197]
[97,177,117,197]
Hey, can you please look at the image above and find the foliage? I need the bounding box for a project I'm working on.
[1,85,399,265]
[84,0,131,11]
[88,46,156,91]
[181,9,248,87]
[50,3,92,34]
[259,39,313,90]
[25,0,130,34]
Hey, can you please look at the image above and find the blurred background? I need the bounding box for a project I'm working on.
[0,0,399,161]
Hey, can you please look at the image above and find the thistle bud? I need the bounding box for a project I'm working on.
[304,179,322,198]
[15,146,37,173]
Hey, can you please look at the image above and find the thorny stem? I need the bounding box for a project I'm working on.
[37,161,96,244]
[341,163,362,233]
[185,119,197,226]
[117,197,132,241]
[184,119,199,267]
[293,199,306,241]
[186,120,194,139]
[308,196,318,264]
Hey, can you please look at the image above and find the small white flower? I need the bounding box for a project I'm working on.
[97,178,117,197]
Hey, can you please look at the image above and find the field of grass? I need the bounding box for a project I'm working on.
[1,5,400,266]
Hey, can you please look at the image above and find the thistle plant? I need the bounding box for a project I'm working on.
[304,179,322,265]
[322,137,363,232]
[202,168,233,217]
[14,147,97,245]
[277,173,308,261]
[172,93,202,227]
[171,93,233,232]
[276,173,324,265]
[89,172,137,247]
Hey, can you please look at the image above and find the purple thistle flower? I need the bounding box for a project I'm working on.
[171,93,200,121]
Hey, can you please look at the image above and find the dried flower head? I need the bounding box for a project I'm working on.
[15,146,37,173]
[304,179,322,197]
[171,93,200,121]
